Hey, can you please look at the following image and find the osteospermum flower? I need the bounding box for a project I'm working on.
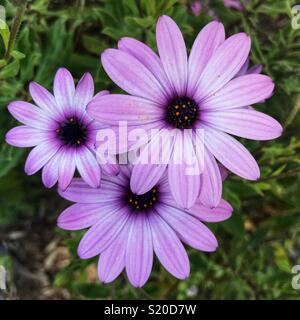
[57,166,232,287]
[87,16,282,209]
[6,68,118,190]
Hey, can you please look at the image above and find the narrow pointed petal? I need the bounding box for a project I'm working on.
[87,94,163,126]
[24,140,61,175]
[201,74,274,111]
[101,49,166,104]
[149,212,190,279]
[76,146,101,188]
[29,82,63,120]
[42,149,61,188]
[6,126,54,147]
[58,178,123,203]
[188,199,233,222]
[130,129,173,194]
[156,15,188,96]
[8,101,55,130]
[53,68,75,116]
[199,148,222,208]
[202,109,283,140]
[77,206,129,259]
[74,72,94,116]
[187,21,225,96]
[168,131,201,209]
[101,163,120,176]
[194,33,251,101]
[203,125,260,180]
[118,37,173,98]
[58,147,76,191]
[57,202,118,230]
[156,204,217,252]
[98,217,132,284]
[126,214,153,288]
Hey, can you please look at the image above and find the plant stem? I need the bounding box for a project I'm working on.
[284,94,300,128]
[4,1,27,61]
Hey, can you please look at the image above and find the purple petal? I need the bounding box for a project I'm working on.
[247,64,263,74]
[194,33,251,101]
[57,202,119,230]
[168,131,201,209]
[58,178,123,203]
[29,82,63,120]
[156,204,217,252]
[126,214,153,287]
[202,125,260,180]
[149,211,190,279]
[42,149,61,188]
[118,37,173,98]
[74,72,94,117]
[77,206,129,259]
[235,58,249,77]
[101,162,120,176]
[58,147,76,191]
[130,129,172,195]
[8,101,55,130]
[188,199,233,222]
[199,148,222,208]
[187,21,225,96]
[24,140,61,175]
[202,109,282,140]
[98,217,132,284]
[53,68,75,116]
[6,125,54,147]
[76,146,101,188]
[201,74,274,111]
[101,49,166,104]
[156,15,188,96]
[219,163,229,181]
[87,94,164,126]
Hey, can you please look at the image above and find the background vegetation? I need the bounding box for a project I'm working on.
[0,0,300,299]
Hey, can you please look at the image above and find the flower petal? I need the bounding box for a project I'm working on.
[130,129,173,194]
[187,21,225,96]
[101,49,166,104]
[77,206,129,259]
[58,178,123,203]
[87,94,163,126]
[199,148,222,208]
[73,72,94,117]
[168,131,201,209]
[156,15,188,96]
[42,149,61,188]
[8,101,55,130]
[76,146,101,188]
[53,68,75,116]
[24,140,61,175]
[201,74,274,111]
[6,125,54,147]
[118,37,173,98]
[188,199,233,222]
[29,81,63,120]
[98,217,132,284]
[156,204,217,252]
[57,202,118,230]
[194,33,251,101]
[149,211,190,279]
[202,108,282,140]
[126,214,153,288]
[202,125,260,180]
[58,147,76,191]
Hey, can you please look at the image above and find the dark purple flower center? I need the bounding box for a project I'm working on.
[56,117,87,146]
[166,97,199,129]
[127,187,159,211]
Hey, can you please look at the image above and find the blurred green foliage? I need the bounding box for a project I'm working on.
[0,0,300,299]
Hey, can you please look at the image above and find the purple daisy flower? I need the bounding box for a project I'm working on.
[57,166,233,287]
[87,16,282,209]
[6,68,119,190]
